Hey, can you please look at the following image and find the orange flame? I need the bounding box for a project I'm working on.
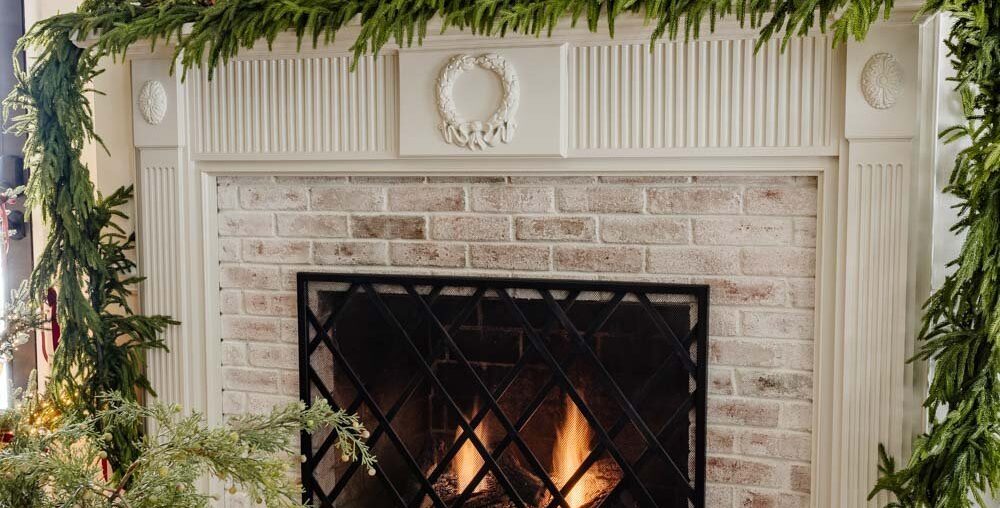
[553,394,596,508]
[453,405,488,493]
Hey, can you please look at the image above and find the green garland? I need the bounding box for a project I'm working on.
[870,1,1000,506]
[3,0,998,505]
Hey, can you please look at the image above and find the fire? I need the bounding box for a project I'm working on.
[453,406,488,493]
[553,394,596,508]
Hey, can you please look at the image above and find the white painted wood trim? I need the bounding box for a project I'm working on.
[124,16,940,507]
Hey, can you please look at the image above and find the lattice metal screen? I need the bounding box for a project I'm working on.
[298,273,708,508]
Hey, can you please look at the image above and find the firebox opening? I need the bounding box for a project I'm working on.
[299,274,708,508]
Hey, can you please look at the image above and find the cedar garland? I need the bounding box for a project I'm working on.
[4,0,998,505]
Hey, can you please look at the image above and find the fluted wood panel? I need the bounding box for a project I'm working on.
[191,54,398,158]
[569,36,838,154]
[841,161,909,507]
[138,162,185,405]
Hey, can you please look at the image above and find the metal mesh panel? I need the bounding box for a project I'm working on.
[298,273,709,508]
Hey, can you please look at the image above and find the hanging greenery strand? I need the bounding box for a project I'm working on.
[869,0,1000,506]
[5,0,999,505]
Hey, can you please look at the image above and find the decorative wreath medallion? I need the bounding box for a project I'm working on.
[138,80,168,125]
[860,52,903,110]
[436,54,519,150]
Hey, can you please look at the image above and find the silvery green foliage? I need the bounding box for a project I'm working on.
[0,392,375,508]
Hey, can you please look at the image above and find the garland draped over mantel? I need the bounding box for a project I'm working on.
[2,0,998,505]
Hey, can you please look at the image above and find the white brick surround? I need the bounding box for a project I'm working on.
[216,174,817,506]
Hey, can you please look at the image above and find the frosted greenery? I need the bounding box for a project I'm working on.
[0,387,376,507]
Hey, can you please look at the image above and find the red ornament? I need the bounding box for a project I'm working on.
[42,287,60,361]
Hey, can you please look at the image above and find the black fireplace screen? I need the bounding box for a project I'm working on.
[297,273,708,508]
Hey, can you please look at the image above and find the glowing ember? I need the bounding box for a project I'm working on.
[553,394,597,508]
[453,405,489,493]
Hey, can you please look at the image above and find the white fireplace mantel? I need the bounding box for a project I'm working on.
[119,7,949,506]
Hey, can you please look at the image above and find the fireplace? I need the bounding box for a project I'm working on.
[297,273,709,507]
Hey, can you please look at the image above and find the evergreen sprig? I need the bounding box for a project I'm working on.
[0,388,375,507]
[5,0,1000,506]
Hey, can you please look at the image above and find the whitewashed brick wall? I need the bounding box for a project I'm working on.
[216,174,817,507]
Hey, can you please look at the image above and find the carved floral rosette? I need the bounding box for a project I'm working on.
[138,80,168,125]
[436,54,519,150]
[860,53,902,110]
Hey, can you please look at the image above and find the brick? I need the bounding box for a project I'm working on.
[222,367,279,393]
[695,277,788,306]
[349,176,425,184]
[220,266,281,290]
[218,239,240,262]
[694,218,794,246]
[600,217,689,244]
[709,306,741,336]
[745,187,817,216]
[278,370,300,395]
[738,430,812,461]
[789,464,811,493]
[239,186,308,210]
[788,279,815,308]
[707,456,781,487]
[217,184,238,210]
[738,489,810,508]
[389,243,467,268]
[648,187,742,214]
[711,339,813,371]
[692,175,807,186]
[708,426,736,452]
[248,343,299,370]
[244,291,296,317]
[351,215,426,239]
[554,246,644,273]
[779,402,812,431]
[794,218,816,247]
[431,216,510,241]
[598,175,690,184]
[221,316,281,341]
[742,311,814,340]
[710,368,735,395]
[246,393,300,415]
[219,290,242,314]
[241,239,311,263]
[471,187,552,213]
[648,247,740,275]
[741,247,815,276]
[508,176,596,184]
[707,486,734,507]
[279,319,299,344]
[427,176,506,184]
[708,398,781,427]
[388,186,465,211]
[556,187,643,213]
[273,176,348,185]
[736,370,812,399]
[218,212,274,237]
[221,341,247,366]
[470,244,550,271]
[515,216,596,242]
[314,241,387,265]
[276,213,348,238]
[310,187,383,211]
[222,391,246,414]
